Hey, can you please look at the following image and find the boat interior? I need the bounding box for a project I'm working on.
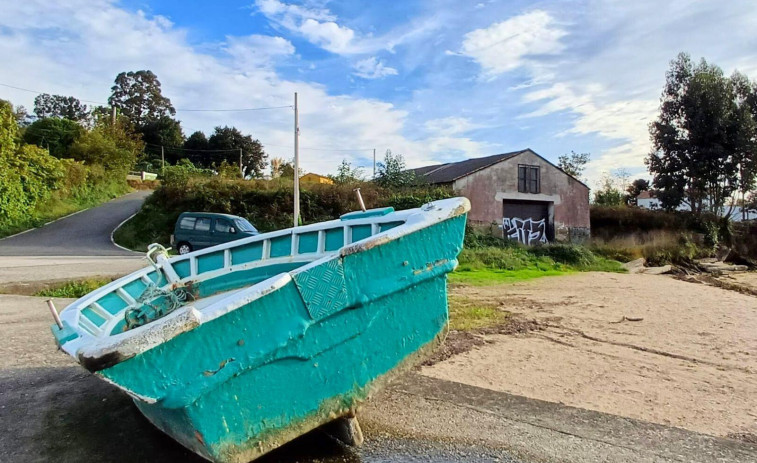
[59,207,411,342]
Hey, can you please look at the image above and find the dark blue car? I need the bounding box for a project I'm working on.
[170,212,259,255]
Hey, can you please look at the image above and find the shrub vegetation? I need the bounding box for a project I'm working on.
[114,169,453,251]
[0,99,138,238]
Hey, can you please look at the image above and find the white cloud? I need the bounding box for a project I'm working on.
[253,0,358,54]
[223,35,295,70]
[0,0,481,175]
[424,117,480,135]
[521,83,657,180]
[352,57,398,79]
[459,10,566,77]
[252,0,441,55]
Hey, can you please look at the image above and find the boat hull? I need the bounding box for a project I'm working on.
[97,212,467,462]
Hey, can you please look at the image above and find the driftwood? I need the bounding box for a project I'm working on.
[609,316,644,324]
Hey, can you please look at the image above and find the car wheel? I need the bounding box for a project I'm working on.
[177,242,193,255]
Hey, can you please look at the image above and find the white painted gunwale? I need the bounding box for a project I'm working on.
[58,197,471,364]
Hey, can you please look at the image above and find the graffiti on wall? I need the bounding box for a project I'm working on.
[503,217,548,245]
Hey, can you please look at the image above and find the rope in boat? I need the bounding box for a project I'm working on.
[123,245,195,331]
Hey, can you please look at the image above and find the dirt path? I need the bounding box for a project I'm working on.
[422,272,757,439]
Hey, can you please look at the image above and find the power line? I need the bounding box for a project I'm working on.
[263,143,375,152]
[178,105,292,112]
[0,82,292,112]
[0,83,105,105]
[144,143,241,153]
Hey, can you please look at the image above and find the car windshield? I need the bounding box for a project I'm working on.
[235,219,258,233]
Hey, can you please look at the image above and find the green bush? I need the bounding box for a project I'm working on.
[0,99,137,237]
[114,177,454,251]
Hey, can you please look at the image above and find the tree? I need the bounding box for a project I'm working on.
[22,118,84,158]
[647,53,752,216]
[33,94,90,123]
[270,157,285,178]
[207,126,267,178]
[139,116,185,164]
[184,130,210,165]
[593,172,625,206]
[557,151,590,179]
[279,161,296,179]
[625,178,650,206]
[330,159,365,184]
[108,70,175,127]
[376,150,415,188]
[69,116,143,174]
[13,105,32,127]
[731,71,757,219]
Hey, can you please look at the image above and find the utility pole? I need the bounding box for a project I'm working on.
[373,148,376,179]
[293,92,300,228]
[161,146,165,173]
[239,148,243,178]
[110,105,116,126]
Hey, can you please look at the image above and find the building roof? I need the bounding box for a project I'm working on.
[637,190,654,199]
[410,150,528,184]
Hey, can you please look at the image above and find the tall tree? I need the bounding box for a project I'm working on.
[108,70,175,127]
[647,53,750,216]
[557,151,590,179]
[207,126,267,178]
[140,116,185,163]
[33,94,90,123]
[183,130,210,165]
[730,71,757,219]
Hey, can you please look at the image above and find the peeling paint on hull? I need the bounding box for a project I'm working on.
[61,201,468,462]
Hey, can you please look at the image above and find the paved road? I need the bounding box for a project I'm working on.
[0,190,150,257]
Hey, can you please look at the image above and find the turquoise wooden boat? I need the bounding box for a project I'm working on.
[50,197,470,462]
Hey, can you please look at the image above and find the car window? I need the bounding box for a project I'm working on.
[194,217,211,232]
[215,218,233,233]
[236,219,258,233]
[178,217,196,230]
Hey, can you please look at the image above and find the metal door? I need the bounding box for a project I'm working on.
[502,200,551,244]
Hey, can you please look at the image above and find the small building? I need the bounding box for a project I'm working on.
[411,149,590,244]
[300,173,334,185]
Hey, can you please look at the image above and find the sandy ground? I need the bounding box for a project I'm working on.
[422,272,757,439]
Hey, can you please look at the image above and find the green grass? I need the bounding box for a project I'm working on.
[35,278,113,298]
[449,295,510,331]
[450,267,571,286]
[451,242,624,287]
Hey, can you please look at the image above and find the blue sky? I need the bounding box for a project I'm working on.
[2,0,757,185]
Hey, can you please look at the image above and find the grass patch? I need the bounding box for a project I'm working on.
[452,241,624,286]
[451,267,570,286]
[35,278,113,298]
[449,295,509,331]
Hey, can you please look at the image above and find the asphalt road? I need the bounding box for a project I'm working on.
[0,190,150,257]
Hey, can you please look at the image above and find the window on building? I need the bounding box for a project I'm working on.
[194,217,211,231]
[518,165,540,194]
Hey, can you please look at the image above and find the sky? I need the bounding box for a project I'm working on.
[2,0,757,186]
